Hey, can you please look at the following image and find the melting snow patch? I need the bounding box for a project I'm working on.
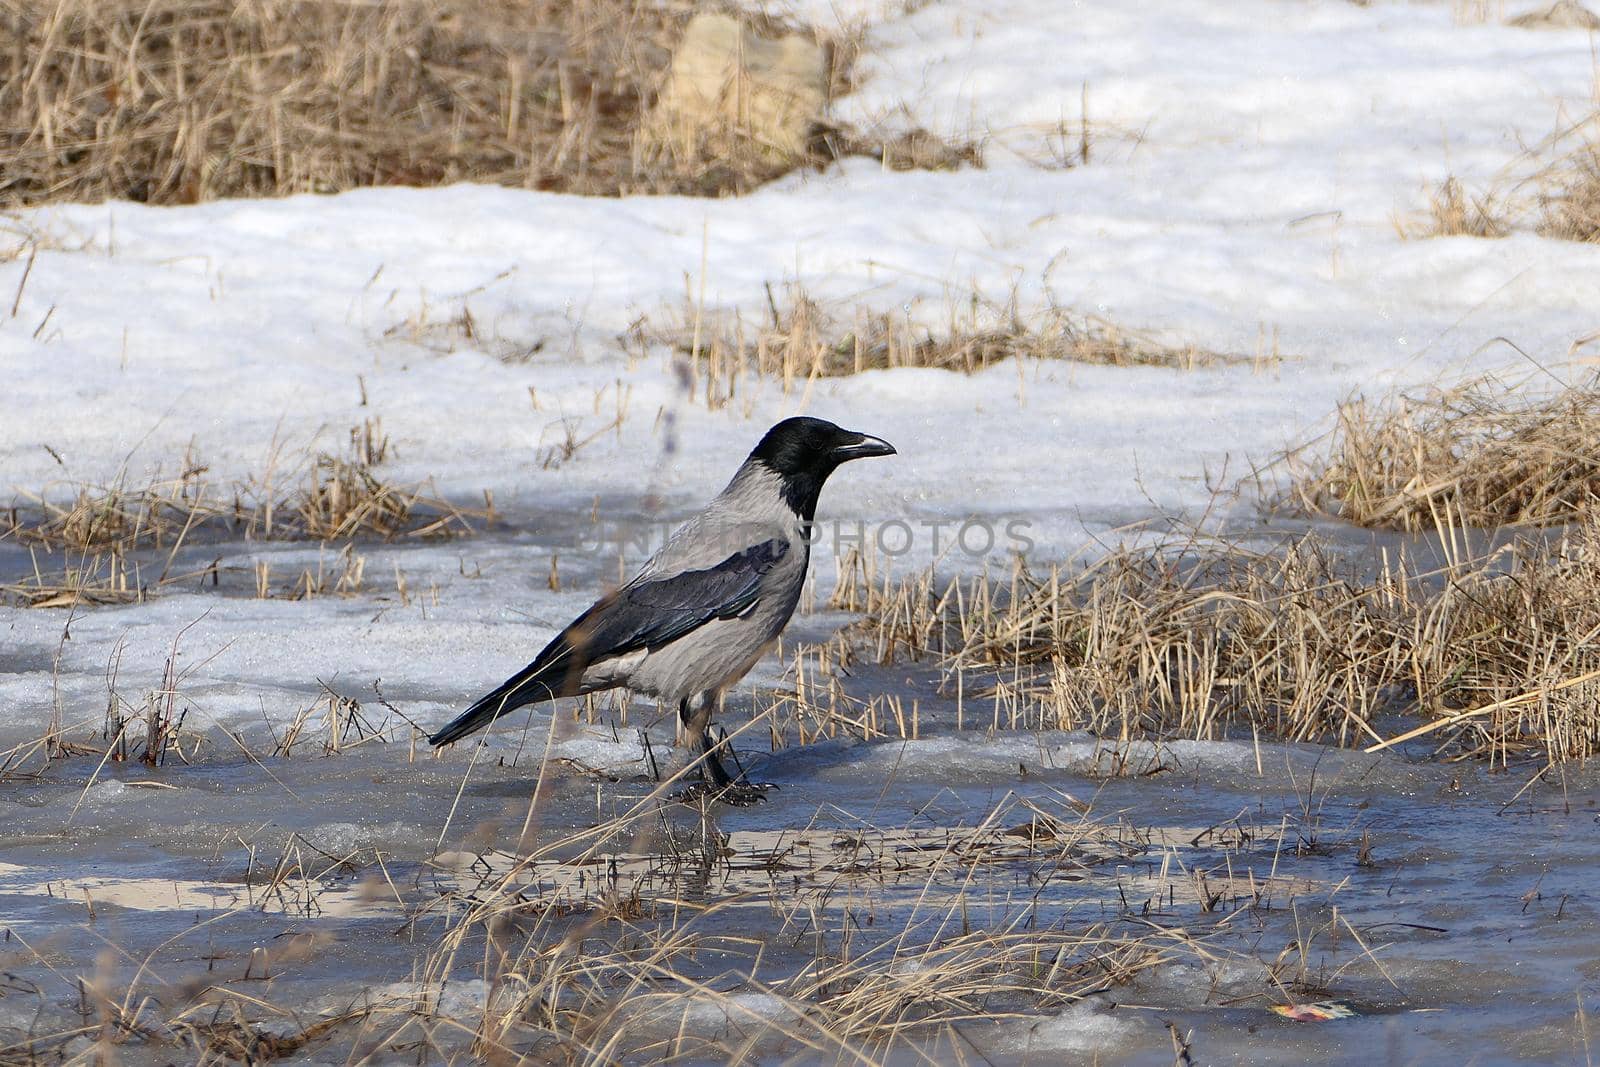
[1001,998,1140,1054]
[618,991,805,1042]
[374,980,489,1020]
[83,780,127,803]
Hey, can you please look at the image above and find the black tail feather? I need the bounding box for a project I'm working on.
[428,660,566,746]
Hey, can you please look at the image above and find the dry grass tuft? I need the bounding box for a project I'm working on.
[1281,372,1600,531]
[6,440,482,558]
[1401,113,1600,244]
[665,294,1254,406]
[832,126,985,172]
[1507,0,1600,30]
[293,453,425,542]
[1403,176,1510,239]
[836,517,1600,764]
[6,453,213,552]
[1537,121,1600,242]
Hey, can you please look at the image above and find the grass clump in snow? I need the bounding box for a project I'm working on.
[1537,121,1600,242]
[4,450,215,553]
[832,519,1600,766]
[1401,111,1600,243]
[1280,372,1600,531]
[1401,177,1510,239]
[6,436,480,555]
[833,126,986,172]
[667,294,1260,406]
[293,453,427,542]
[1506,1,1600,28]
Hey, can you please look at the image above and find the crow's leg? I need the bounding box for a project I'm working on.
[710,723,776,805]
[675,694,769,804]
[676,694,734,789]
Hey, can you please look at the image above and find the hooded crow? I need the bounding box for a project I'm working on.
[429,417,895,795]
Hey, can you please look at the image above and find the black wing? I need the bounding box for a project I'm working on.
[429,538,789,746]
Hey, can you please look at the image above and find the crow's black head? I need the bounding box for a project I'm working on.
[749,417,895,520]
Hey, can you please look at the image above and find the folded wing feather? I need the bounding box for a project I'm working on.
[428,538,790,746]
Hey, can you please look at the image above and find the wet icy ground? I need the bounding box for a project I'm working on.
[4,694,1599,1064]
[2,525,1598,1064]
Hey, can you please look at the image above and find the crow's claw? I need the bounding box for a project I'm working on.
[676,780,776,806]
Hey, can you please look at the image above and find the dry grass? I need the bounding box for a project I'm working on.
[3,0,659,203]
[2,430,487,607]
[1537,119,1600,243]
[0,0,976,207]
[0,0,708,204]
[1402,108,1600,244]
[830,126,985,172]
[412,791,1239,1063]
[271,683,386,757]
[5,438,483,555]
[831,516,1600,765]
[0,793,1249,1064]
[1507,0,1600,30]
[1281,372,1600,531]
[1402,176,1510,239]
[294,453,429,541]
[1449,0,1506,24]
[661,293,1259,407]
[0,548,147,608]
[4,445,214,552]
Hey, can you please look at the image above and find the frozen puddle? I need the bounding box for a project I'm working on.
[434,811,1322,921]
[4,730,1599,1064]
[0,860,396,922]
[0,801,1319,926]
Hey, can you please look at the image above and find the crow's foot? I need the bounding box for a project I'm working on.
[676,779,775,806]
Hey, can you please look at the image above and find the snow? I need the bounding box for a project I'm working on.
[6,2,1600,550]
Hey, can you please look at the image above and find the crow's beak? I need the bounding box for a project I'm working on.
[834,433,896,460]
